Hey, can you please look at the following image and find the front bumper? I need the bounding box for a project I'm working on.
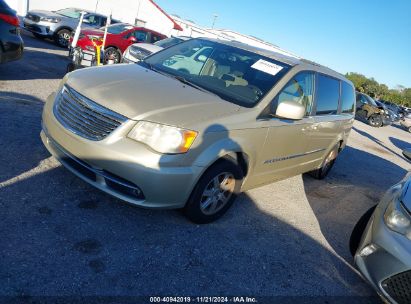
[382,114,393,126]
[41,93,203,209]
[23,18,56,36]
[355,187,411,304]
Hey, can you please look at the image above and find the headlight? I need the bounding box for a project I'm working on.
[384,199,411,240]
[40,16,60,23]
[128,121,198,154]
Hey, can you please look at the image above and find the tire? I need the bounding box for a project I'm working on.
[408,127,411,133]
[368,114,383,127]
[349,205,377,257]
[54,29,71,48]
[103,47,121,64]
[183,157,243,224]
[309,144,339,180]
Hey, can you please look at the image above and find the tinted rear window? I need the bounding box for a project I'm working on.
[340,81,355,114]
[315,74,340,115]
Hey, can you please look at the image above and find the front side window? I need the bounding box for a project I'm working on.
[274,72,314,116]
[83,14,101,26]
[315,74,340,115]
[340,81,355,114]
[134,30,148,42]
[143,39,290,108]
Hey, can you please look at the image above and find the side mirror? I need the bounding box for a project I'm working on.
[403,149,411,161]
[275,100,305,120]
[129,36,137,43]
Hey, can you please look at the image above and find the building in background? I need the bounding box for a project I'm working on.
[6,0,298,58]
[170,15,299,59]
[5,0,182,36]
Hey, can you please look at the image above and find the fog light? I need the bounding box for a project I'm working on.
[359,244,378,257]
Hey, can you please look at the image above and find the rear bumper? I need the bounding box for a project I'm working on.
[0,29,24,64]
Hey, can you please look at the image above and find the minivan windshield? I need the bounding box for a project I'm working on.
[142,39,291,107]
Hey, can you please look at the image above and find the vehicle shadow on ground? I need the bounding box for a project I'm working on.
[0,92,49,183]
[20,28,64,51]
[390,123,409,134]
[303,145,407,264]
[0,98,377,300]
[389,137,411,154]
[352,126,408,161]
[0,32,69,81]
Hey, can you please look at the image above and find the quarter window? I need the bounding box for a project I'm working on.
[340,81,355,114]
[315,74,340,115]
[274,72,315,116]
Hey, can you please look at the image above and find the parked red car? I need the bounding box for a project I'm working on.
[72,23,167,63]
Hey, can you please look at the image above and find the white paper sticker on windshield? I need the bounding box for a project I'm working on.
[251,59,283,76]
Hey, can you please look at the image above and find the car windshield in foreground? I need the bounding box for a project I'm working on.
[102,24,134,34]
[142,39,290,108]
[55,8,83,19]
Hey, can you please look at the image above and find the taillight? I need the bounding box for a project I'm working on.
[0,13,19,26]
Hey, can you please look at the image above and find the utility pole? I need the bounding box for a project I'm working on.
[211,13,218,29]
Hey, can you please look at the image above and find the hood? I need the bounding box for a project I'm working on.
[65,64,240,128]
[81,28,104,36]
[29,10,69,19]
[130,43,163,54]
[401,178,411,213]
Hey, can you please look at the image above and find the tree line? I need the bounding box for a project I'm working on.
[345,72,411,107]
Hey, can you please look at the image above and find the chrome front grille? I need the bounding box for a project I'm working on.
[53,85,127,141]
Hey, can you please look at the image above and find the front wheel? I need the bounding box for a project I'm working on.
[349,205,376,256]
[54,29,71,48]
[309,144,339,180]
[368,114,383,127]
[184,158,243,224]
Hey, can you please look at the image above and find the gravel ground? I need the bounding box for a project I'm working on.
[1,32,410,302]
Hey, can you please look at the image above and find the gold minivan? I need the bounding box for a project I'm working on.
[41,38,355,223]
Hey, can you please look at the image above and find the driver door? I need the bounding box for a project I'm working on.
[253,72,316,185]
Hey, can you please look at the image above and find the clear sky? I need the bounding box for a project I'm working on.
[156,0,411,89]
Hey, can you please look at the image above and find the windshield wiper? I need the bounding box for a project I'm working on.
[172,75,221,98]
[142,62,220,98]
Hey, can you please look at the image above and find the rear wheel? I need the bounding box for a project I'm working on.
[349,205,376,256]
[309,144,339,180]
[368,114,383,127]
[183,158,243,224]
[54,29,71,48]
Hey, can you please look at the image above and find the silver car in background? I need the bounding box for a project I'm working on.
[351,149,411,304]
[122,36,191,63]
[23,7,118,47]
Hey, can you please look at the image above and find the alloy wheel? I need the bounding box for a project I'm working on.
[200,172,235,215]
